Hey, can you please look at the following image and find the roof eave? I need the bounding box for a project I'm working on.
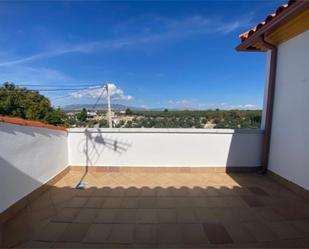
[236,0,309,52]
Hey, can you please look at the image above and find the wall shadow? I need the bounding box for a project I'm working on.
[0,122,65,138]
[225,131,262,173]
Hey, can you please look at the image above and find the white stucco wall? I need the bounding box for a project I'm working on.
[268,30,309,190]
[68,128,263,168]
[0,122,68,212]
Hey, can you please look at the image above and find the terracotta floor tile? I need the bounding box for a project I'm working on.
[36,222,68,242]
[107,224,135,244]
[292,220,309,235]
[213,208,242,222]
[273,206,309,220]
[18,240,53,248]
[138,197,156,208]
[219,187,237,196]
[114,209,137,223]
[194,208,218,222]
[203,222,233,244]
[237,208,260,222]
[188,187,205,196]
[51,242,88,248]
[102,198,122,208]
[174,197,192,208]
[224,222,256,244]
[157,209,177,223]
[74,208,98,223]
[136,209,157,223]
[93,187,111,196]
[64,197,88,208]
[223,196,248,208]
[58,223,90,242]
[95,209,118,223]
[4,171,309,248]
[171,187,188,197]
[243,221,278,242]
[28,217,51,239]
[156,187,171,197]
[121,198,139,208]
[28,194,53,211]
[27,206,56,222]
[125,187,140,197]
[75,188,94,197]
[140,187,156,196]
[84,197,104,208]
[204,197,226,207]
[83,224,113,243]
[253,207,285,222]
[176,208,197,223]
[181,224,208,246]
[135,224,157,244]
[52,208,80,222]
[241,195,264,207]
[191,197,208,207]
[247,186,269,196]
[2,213,30,248]
[204,187,220,196]
[156,197,175,208]
[268,221,307,240]
[260,238,309,248]
[157,224,182,245]
[110,187,125,197]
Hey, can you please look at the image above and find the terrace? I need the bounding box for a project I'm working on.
[0,119,309,248]
[1,1,309,248]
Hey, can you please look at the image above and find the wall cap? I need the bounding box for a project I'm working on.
[68,128,264,134]
[0,116,67,132]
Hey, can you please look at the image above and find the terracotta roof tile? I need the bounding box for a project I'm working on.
[239,1,296,41]
[0,116,67,132]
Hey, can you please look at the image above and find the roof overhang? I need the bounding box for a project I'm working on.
[236,0,309,52]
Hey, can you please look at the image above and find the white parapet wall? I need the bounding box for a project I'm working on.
[0,122,68,213]
[68,128,263,168]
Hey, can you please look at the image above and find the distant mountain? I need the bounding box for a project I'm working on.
[62,103,146,111]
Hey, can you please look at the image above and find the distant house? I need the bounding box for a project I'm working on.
[237,0,309,190]
[87,111,97,118]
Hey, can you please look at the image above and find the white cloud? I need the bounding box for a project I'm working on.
[166,100,260,110]
[209,103,260,110]
[0,65,71,84]
[0,14,253,67]
[70,83,134,101]
[168,99,192,105]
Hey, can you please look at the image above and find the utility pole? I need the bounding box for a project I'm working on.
[105,83,113,128]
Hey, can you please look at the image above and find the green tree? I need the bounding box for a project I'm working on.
[77,108,87,122]
[99,119,109,128]
[125,108,133,115]
[0,82,65,125]
[45,108,66,125]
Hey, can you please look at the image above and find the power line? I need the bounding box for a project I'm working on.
[92,87,105,110]
[50,86,103,101]
[13,83,101,87]
[36,88,99,92]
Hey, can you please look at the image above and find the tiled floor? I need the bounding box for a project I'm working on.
[2,169,309,248]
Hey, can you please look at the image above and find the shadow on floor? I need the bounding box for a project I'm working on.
[1,169,309,248]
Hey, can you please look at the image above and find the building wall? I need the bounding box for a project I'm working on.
[261,51,271,130]
[0,122,68,212]
[68,128,263,168]
[268,30,309,190]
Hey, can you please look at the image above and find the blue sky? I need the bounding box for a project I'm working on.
[0,0,285,109]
